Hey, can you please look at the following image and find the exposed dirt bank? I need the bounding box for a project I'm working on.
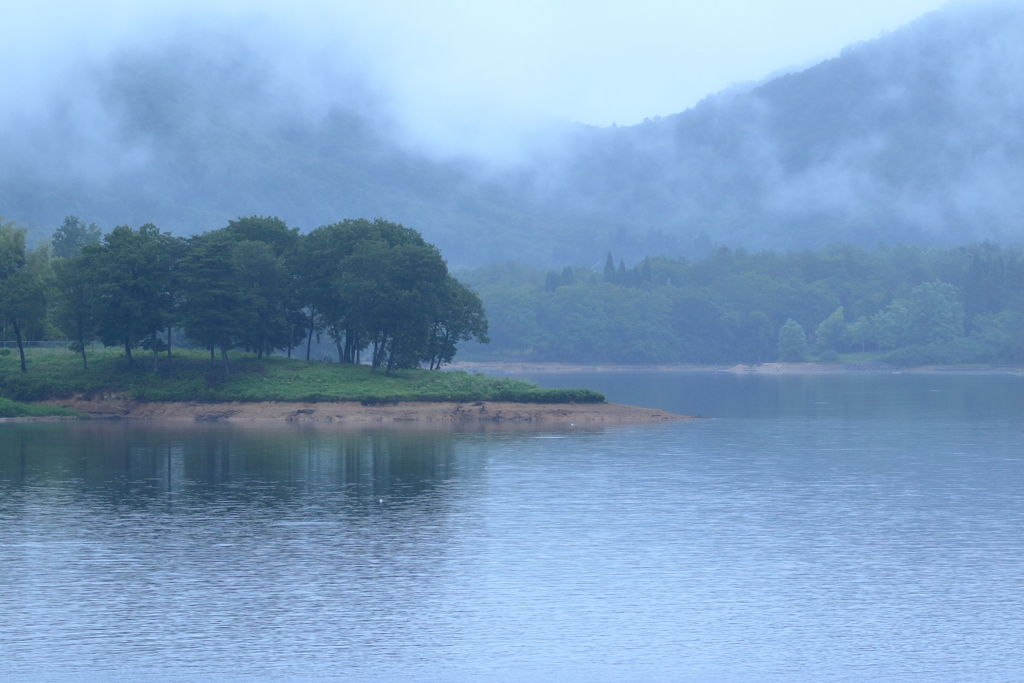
[32,396,689,425]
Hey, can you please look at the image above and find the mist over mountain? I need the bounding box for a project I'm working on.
[2,2,1023,265]
[0,28,544,265]
[535,0,1024,260]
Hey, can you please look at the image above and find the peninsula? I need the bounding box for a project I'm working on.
[0,351,687,425]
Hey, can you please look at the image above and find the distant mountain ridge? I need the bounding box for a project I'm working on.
[2,2,1023,265]
[529,1,1024,259]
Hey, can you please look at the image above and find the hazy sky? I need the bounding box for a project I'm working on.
[2,0,963,156]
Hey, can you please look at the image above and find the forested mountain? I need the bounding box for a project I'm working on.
[2,2,1023,265]
[455,242,1024,366]
[534,1,1024,260]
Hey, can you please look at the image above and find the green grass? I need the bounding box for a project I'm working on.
[0,396,79,418]
[832,351,891,363]
[0,348,605,404]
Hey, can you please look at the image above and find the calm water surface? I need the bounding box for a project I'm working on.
[1,372,1023,682]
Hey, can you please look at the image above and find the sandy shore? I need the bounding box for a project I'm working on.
[446,360,891,374]
[447,360,1024,374]
[29,395,689,425]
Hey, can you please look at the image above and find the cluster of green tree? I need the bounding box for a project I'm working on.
[0,216,487,376]
[456,243,1024,366]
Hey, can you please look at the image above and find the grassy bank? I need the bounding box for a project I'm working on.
[0,349,605,404]
[0,396,79,418]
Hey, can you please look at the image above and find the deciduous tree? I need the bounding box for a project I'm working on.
[815,306,847,352]
[52,252,98,369]
[0,220,48,371]
[92,224,180,367]
[51,216,101,258]
[778,319,809,362]
[179,232,252,377]
[426,277,489,369]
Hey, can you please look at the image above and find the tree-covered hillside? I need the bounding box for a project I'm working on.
[3,3,1024,265]
[456,242,1024,366]
[531,2,1024,259]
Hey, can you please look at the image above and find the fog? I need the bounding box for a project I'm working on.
[529,0,1024,258]
[3,0,949,141]
[2,0,1022,265]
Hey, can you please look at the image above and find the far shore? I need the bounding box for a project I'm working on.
[446,360,1024,375]
[13,396,690,426]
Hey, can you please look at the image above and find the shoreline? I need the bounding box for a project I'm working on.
[19,396,690,425]
[446,360,1024,375]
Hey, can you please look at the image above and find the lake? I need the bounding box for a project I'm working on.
[2,371,1023,682]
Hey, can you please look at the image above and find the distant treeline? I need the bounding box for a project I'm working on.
[456,245,1024,366]
[0,216,487,375]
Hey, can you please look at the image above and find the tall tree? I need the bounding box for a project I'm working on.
[846,316,874,352]
[51,216,101,258]
[233,240,291,358]
[218,216,303,359]
[872,300,909,350]
[0,219,48,372]
[348,235,449,371]
[298,222,361,363]
[778,319,809,362]
[814,306,847,352]
[52,252,98,370]
[907,281,964,345]
[92,224,180,368]
[179,233,252,377]
[300,218,453,370]
[603,252,616,284]
[543,270,560,292]
[223,216,299,257]
[426,277,489,370]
